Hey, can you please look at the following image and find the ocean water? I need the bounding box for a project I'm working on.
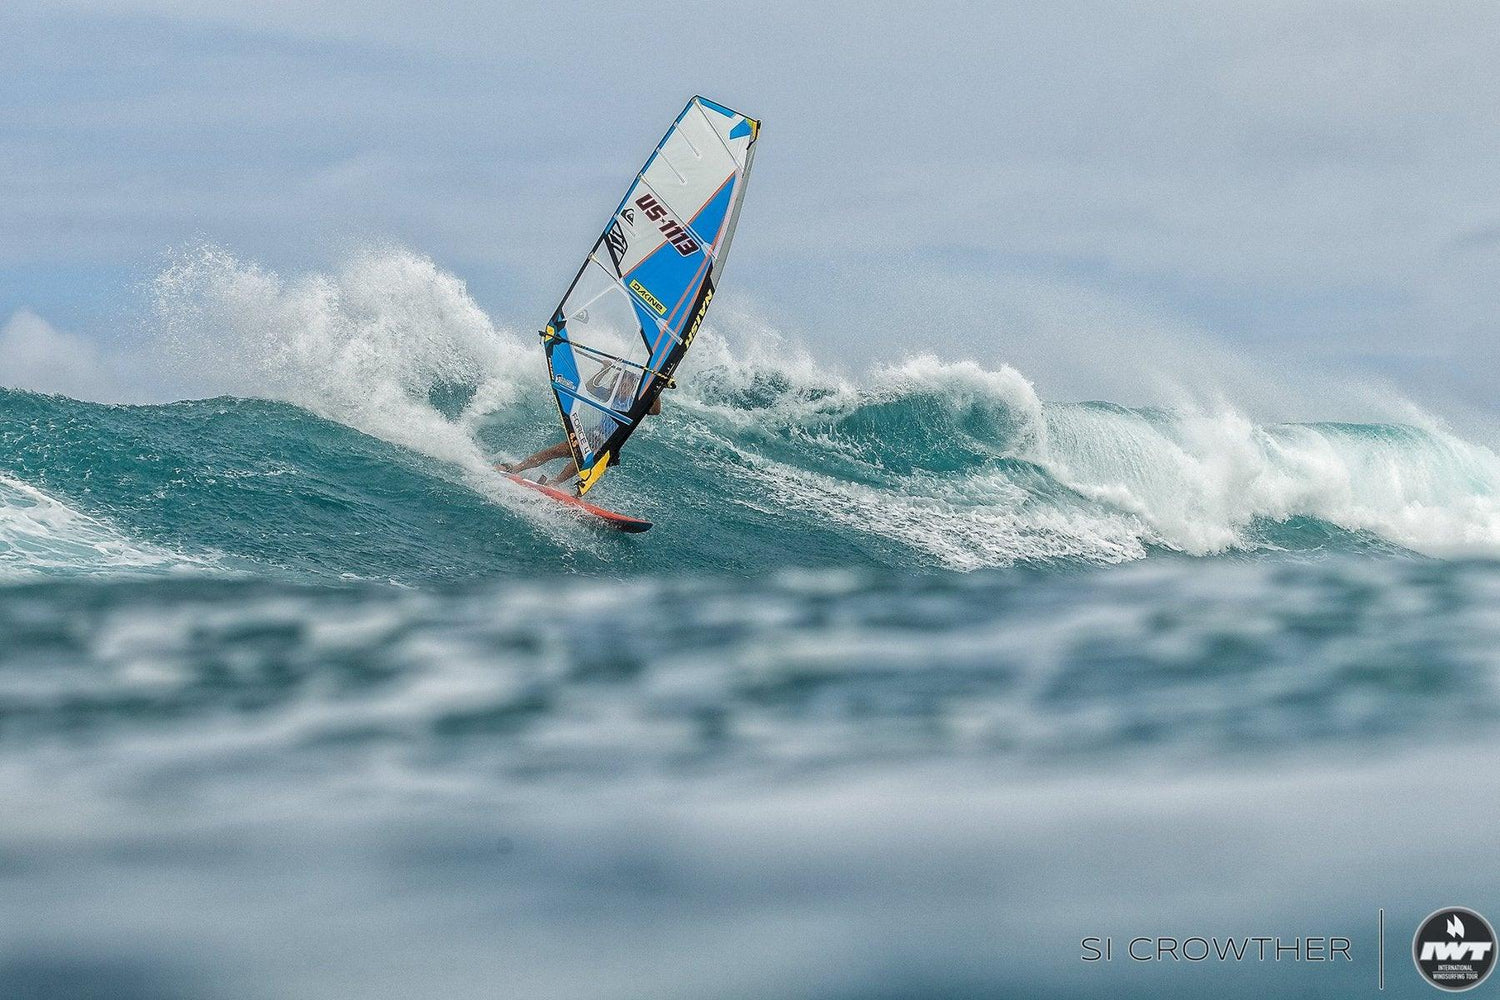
[3,249,1500,998]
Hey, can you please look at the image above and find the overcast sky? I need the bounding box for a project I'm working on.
[3,1,1497,419]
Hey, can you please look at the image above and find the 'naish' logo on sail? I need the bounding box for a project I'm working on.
[629,279,667,315]
[682,284,713,348]
[634,194,699,256]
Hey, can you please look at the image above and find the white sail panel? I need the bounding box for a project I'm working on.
[557,254,654,366]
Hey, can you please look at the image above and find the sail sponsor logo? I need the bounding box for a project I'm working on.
[682,284,713,348]
[629,279,667,315]
[605,223,628,260]
[585,363,618,400]
[634,194,699,256]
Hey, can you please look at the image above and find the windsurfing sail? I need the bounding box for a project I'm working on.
[540,96,759,495]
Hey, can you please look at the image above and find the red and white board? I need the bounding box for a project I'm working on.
[501,472,652,533]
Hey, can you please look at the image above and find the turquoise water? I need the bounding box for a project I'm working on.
[4,251,1500,997]
[5,370,1493,584]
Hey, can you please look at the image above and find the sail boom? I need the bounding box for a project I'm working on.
[560,336,679,380]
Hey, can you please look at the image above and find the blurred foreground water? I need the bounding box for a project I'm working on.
[1,557,1496,998]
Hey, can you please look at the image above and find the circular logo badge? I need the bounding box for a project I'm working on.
[1413,907,1497,992]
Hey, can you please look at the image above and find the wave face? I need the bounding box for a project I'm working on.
[4,250,1500,582]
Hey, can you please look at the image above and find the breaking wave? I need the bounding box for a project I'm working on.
[3,246,1500,582]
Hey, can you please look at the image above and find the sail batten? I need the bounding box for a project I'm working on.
[542,96,759,494]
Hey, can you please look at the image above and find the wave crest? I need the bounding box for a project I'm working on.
[674,343,1500,564]
[150,244,531,470]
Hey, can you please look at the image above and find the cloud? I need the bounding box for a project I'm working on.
[0,309,125,401]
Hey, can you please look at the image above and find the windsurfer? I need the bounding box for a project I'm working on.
[498,394,662,485]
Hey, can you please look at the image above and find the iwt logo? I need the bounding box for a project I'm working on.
[1413,908,1496,992]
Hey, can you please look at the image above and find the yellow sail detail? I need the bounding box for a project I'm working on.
[576,452,611,496]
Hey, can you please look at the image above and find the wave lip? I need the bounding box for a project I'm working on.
[0,474,208,581]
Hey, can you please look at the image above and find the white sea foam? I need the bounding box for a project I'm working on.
[1036,404,1500,557]
[150,245,531,470]
[0,474,206,580]
[146,245,595,542]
